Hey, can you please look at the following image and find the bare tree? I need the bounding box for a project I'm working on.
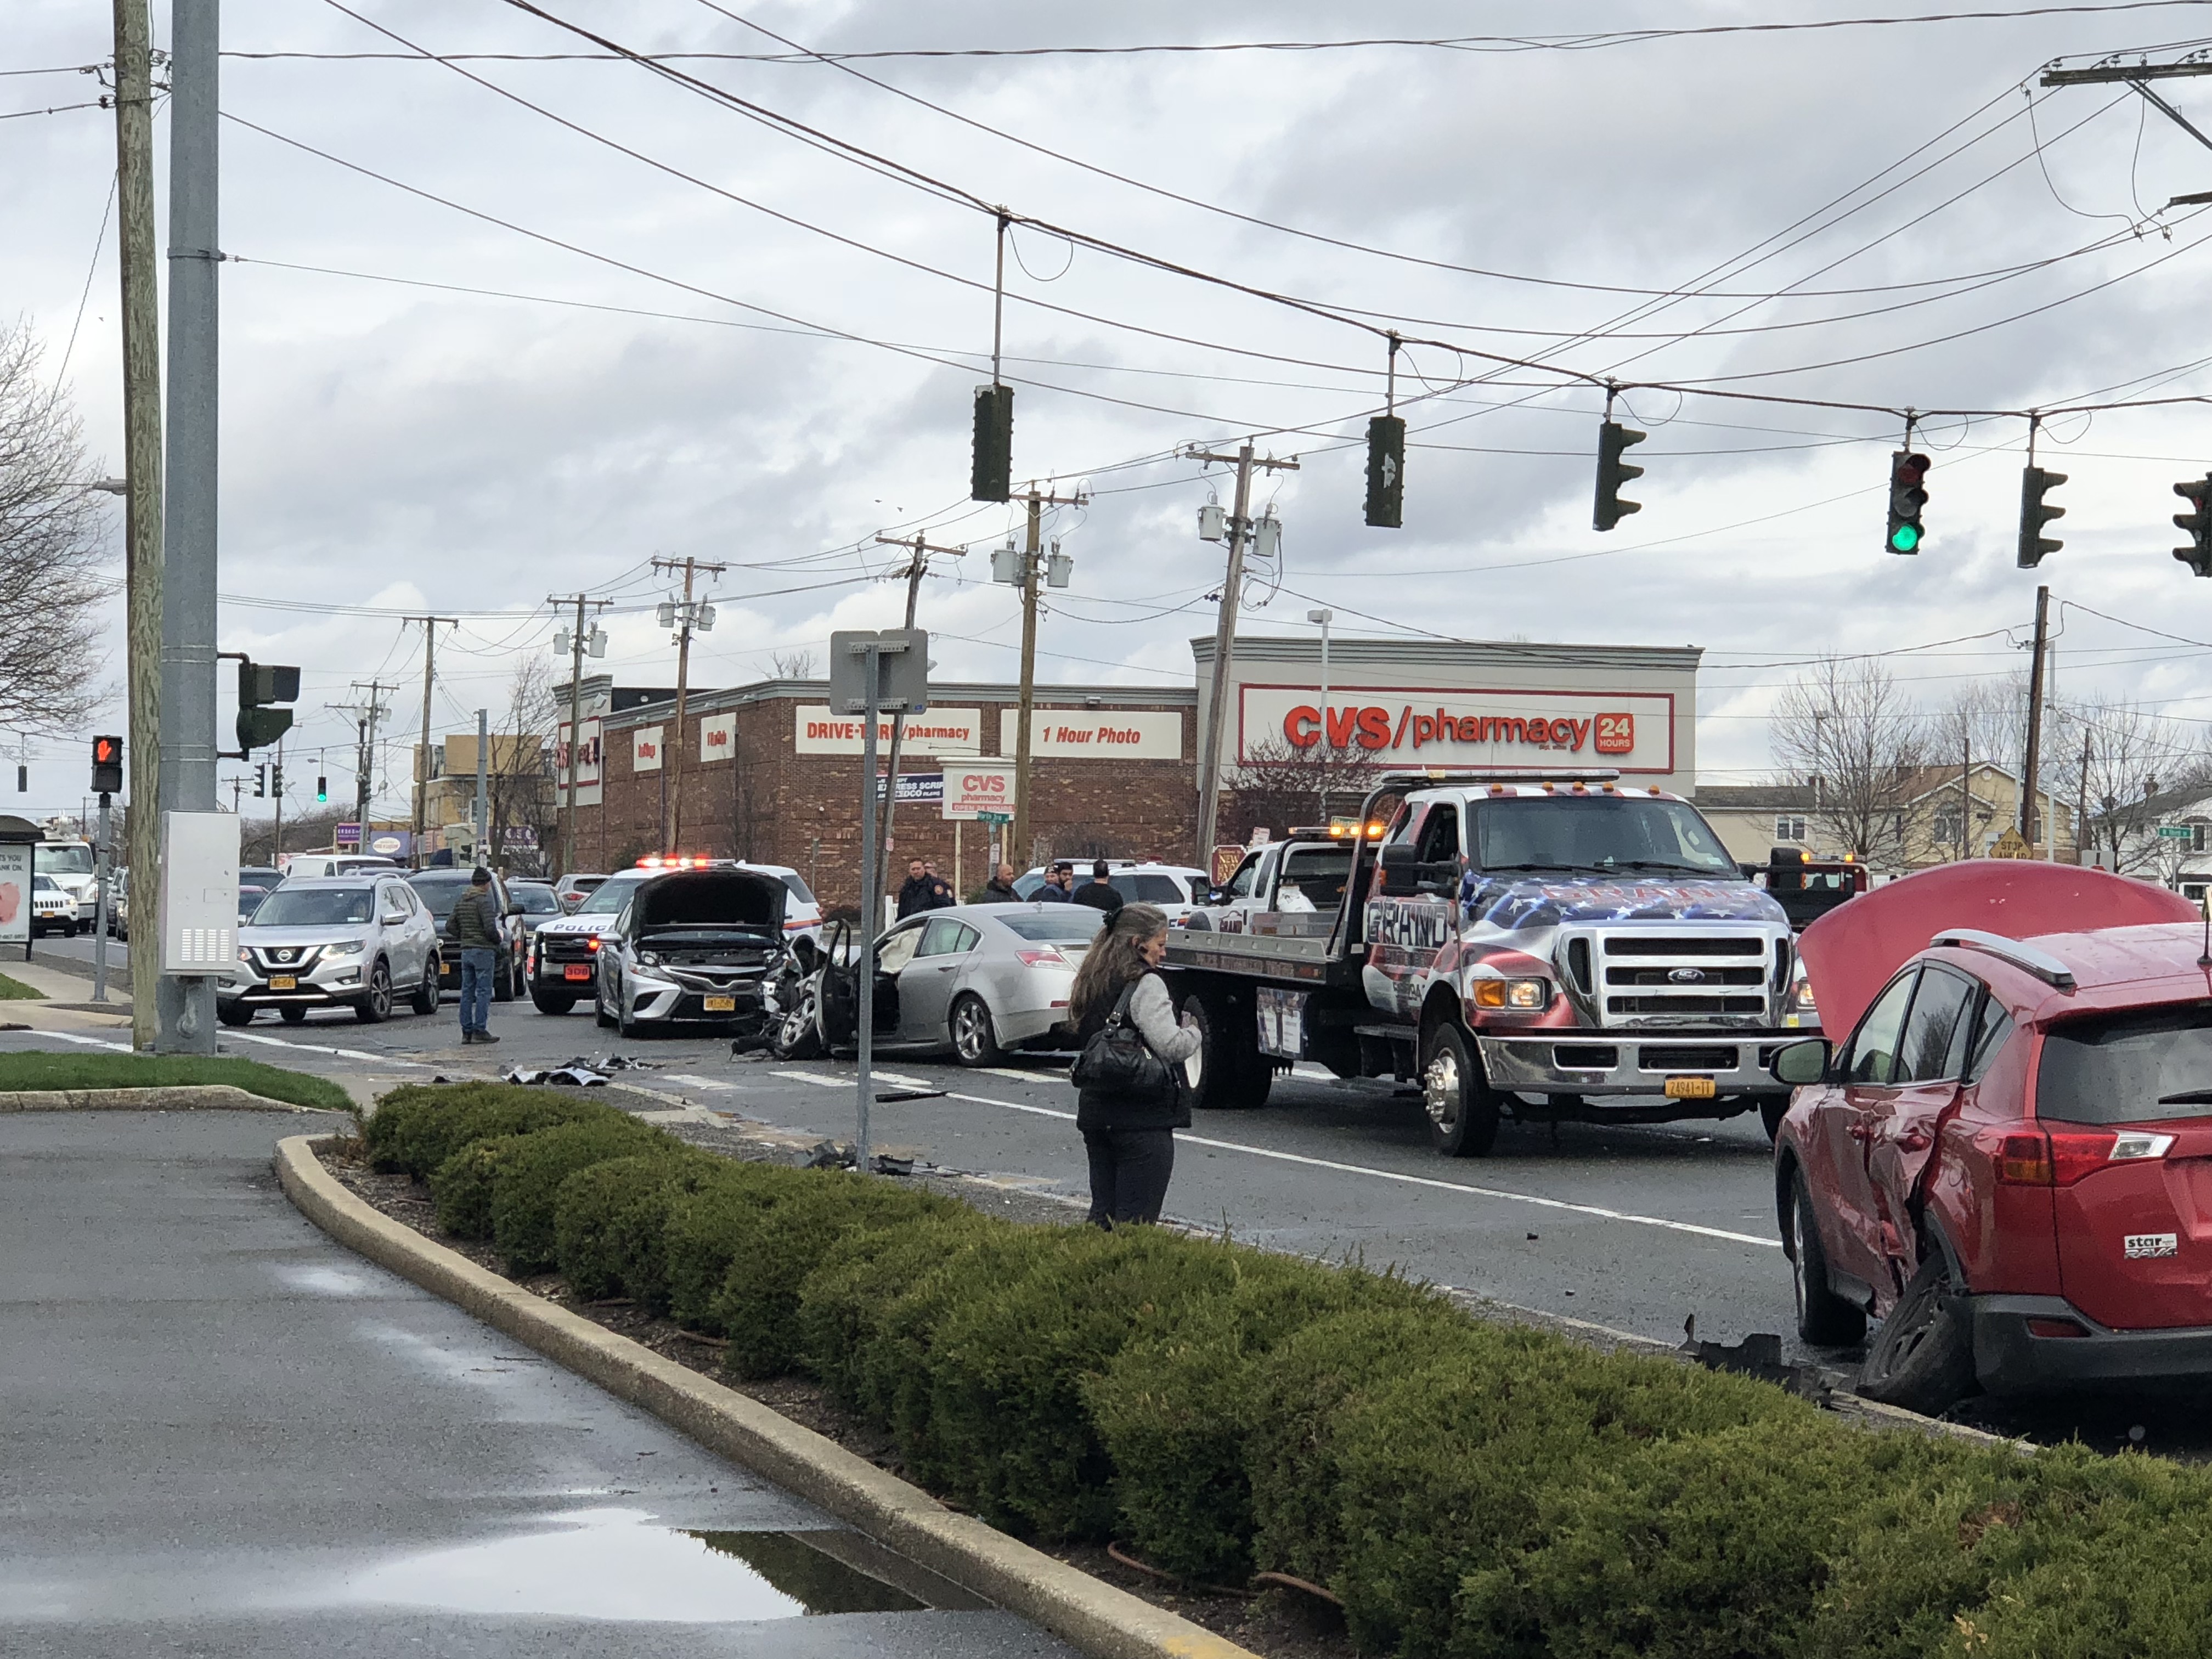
[486,654,557,876]
[769,647,817,680]
[1220,735,1387,844]
[0,322,114,730]
[1769,657,1928,864]
[2078,702,2205,872]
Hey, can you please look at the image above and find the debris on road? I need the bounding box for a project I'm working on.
[501,1063,609,1087]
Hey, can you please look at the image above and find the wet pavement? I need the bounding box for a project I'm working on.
[0,1109,1074,1657]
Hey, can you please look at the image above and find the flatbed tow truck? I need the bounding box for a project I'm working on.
[1165,770,1820,1154]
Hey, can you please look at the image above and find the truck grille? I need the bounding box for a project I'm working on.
[1593,931,1775,1026]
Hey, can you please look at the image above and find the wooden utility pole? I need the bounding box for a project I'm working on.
[870,532,967,899]
[341,679,393,848]
[408,617,456,865]
[1007,486,1086,866]
[548,593,611,878]
[2021,584,2051,845]
[1186,443,1300,866]
[648,557,727,853]
[112,0,163,1051]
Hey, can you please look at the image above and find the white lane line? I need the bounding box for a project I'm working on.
[223,1030,432,1068]
[25,1030,134,1053]
[774,1070,848,1088]
[660,1074,738,1092]
[774,1067,939,1091]
[978,1066,1069,1085]
[1291,1063,1337,1082]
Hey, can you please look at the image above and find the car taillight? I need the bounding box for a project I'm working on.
[1996,1128,2165,1186]
[1015,947,1069,968]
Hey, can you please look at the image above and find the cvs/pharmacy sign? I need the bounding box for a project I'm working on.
[943,763,1016,821]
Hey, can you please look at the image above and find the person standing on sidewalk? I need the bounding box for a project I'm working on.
[1066,903,1199,1227]
[445,867,502,1045]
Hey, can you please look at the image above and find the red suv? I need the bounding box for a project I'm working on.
[1770,860,2204,1413]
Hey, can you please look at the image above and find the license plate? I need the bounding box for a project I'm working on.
[268,975,297,991]
[703,995,736,1013]
[1664,1076,1717,1099]
[564,964,592,982]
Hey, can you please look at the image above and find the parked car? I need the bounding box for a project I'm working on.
[1014,860,1207,919]
[239,870,282,927]
[106,867,130,940]
[30,874,79,936]
[592,866,791,1039]
[507,880,564,940]
[525,868,657,1014]
[1770,859,2203,1412]
[554,872,609,912]
[407,868,527,1003]
[767,902,1107,1065]
[218,874,442,1025]
[281,853,402,880]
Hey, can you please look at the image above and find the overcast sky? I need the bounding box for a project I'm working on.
[8,0,2212,822]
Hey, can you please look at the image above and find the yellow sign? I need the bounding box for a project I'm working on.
[1989,826,2034,859]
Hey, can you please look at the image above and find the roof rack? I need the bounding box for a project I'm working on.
[1928,928,2077,991]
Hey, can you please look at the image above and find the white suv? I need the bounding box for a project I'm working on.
[1014,860,1207,919]
[219,874,441,1026]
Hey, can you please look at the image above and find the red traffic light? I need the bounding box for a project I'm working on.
[91,733,123,795]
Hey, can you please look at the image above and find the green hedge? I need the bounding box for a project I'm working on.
[369,1082,2212,1658]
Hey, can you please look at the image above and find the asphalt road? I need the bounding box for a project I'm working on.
[0,1109,1074,1658]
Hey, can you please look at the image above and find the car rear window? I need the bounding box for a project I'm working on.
[2039,1002,2212,1124]
[1110,873,1186,903]
[997,911,1109,943]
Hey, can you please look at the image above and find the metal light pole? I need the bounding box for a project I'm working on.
[1307,607,1333,823]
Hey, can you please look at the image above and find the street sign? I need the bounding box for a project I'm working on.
[829,628,929,715]
[976,809,1012,825]
[2158,823,2195,839]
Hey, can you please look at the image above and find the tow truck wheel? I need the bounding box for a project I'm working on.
[1420,1021,1501,1158]
[1180,990,1271,1110]
[1759,1096,1790,1142]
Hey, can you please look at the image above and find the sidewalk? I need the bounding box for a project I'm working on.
[0,1110,1073,1658]
[0,957,131,1031]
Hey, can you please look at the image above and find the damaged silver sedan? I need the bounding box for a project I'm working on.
[592,867,789,1040]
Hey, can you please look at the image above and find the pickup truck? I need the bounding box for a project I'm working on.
[1166,770,1819,1155]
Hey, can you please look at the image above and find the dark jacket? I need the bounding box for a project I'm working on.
[1073,970,1197,1131]
[444,887,501,950]
[896,874,952,919]
[1037,880,1071,902]
[979,877,1021,904]
[1071,880,1124,916]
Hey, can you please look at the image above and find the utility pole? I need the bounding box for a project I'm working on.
[548,593,611,879]
[1961,727,1972,862]
[648,557,727,853]
[2021,584,2051,847]
[229,777,241,814]
[407,617,456,866]
[1185,442,1300,867]
[111,0,163,1051]
[271,732,284,863]
[340,679,393,849]
[871,532,967,899]
[1008,484,1086,866]
[2042,58,2212,212]
[473,708,490,867]
[2076,731,2094,870]
[157,0,221,1054]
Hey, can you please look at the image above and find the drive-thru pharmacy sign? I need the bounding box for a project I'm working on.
[1238,684,1675,772]
[943,762,1016,821]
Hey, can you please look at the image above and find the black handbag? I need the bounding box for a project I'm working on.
[1071,979,1180,1106]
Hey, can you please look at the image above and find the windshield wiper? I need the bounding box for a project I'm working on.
[1599,859,1730,875]
[2157,1089,2212,1105]
[1481,862,1620,876]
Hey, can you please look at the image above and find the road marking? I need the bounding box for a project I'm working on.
[31,1030,133,1053]
[659,1074,738,1092]
[223,1030,432,1068]
[774,1070,848,1088]
[978,1066,1069,1085]
[229,1032,342,1055]
[1291,1063,1337,1082]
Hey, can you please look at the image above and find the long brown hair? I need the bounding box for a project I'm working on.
[1069,902,1169,1024]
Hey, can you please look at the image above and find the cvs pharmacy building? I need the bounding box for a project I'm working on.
[1194,635,1699,793]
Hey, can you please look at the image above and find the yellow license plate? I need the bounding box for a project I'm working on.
[1664,1076,1717,1099]
[703,995,736,1013]
[268,975,297,991]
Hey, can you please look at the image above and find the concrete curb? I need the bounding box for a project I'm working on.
[0,1085,344,1114]
[273,1133,1261,1659]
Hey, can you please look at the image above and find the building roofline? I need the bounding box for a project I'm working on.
[1191,634,1703,670]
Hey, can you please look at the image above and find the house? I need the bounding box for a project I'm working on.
[1697,764,2075,875]
[2087,780,2212,903]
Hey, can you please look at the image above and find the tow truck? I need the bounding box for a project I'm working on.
[1754,844,1869,931]
[1164,770,1819,1154]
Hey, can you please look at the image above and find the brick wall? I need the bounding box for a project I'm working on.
[565,687,1198,910]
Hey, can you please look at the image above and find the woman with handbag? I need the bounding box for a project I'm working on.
[1068,902,1201,1227]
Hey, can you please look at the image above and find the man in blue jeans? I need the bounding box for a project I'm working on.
[445,867,503,1045]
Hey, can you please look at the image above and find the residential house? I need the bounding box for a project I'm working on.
[1697,765,2075,874]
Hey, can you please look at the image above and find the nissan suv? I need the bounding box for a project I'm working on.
[219,874,442,1025]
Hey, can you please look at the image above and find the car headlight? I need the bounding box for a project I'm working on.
[323,940,365,958]
[636,951,660,969]
[1473,977,1551,1011]
[237,946,251,963]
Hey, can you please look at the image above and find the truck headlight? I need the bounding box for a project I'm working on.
[1792,977,1818,1012]
[1474,977,1550,1011]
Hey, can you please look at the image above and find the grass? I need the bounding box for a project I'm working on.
[0,973,44,1000]
[0,1052,352,1113]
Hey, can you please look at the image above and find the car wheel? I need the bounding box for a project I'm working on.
[354,958,393,1024]
[530,986,577,1016]
[1180,990,1271,1110]
[1787,1169,1866,1346]
[280,1006,308,1026]
[1858,1250,1976,1414]
[1420,1020,1502,1158]
[412,956,440,1016]
[493,958,516,1003]
[771,974,825,1060]
[1760,1096,1790,1142]
[595,980,615,1029]
[950,993,1003,1067]
[217,1003,253,1027]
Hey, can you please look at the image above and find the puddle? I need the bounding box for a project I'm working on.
[276,1509,926,1622]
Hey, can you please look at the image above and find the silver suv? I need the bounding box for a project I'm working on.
[218,874,441,1026]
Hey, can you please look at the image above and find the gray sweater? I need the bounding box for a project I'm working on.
[1126,973,1201,1063]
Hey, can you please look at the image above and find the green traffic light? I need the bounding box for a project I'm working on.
[1889,523,1921,553]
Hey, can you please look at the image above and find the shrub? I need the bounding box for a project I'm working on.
[661,1159,822,1333]
[489,1115,676,1273]
[552,1150,715,1302]
[365,1081,617,1177]
[428,1135,519,1239]
[708,1175,953,1380]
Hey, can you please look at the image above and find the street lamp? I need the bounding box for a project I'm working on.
[1307,608,1333,821]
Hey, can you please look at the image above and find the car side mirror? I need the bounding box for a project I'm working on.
[1205,887,1226,905]
[1770,1038,1832,1087]
[381,911,407,927]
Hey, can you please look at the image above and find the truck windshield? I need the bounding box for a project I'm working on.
[1474,797,1737,876]
[36,845,94,876]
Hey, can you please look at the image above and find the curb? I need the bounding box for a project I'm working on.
[273,1133,1261,1659]
[0,1085,344,1114]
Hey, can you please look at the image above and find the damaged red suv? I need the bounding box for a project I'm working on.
[1770,860,2208,1413]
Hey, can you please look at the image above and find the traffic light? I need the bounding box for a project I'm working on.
[316,775,328,803]
[253,764,267,798]
[2017,465,2067,569]
[970,382,1013,503]
[272,764,284,800]
[1364,414,1405,528]
[1887,451,1931,554]
[1593,420,1645,532]
[236,659,300,752]
[91,735,123,795]
[2176,473,2212,578]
